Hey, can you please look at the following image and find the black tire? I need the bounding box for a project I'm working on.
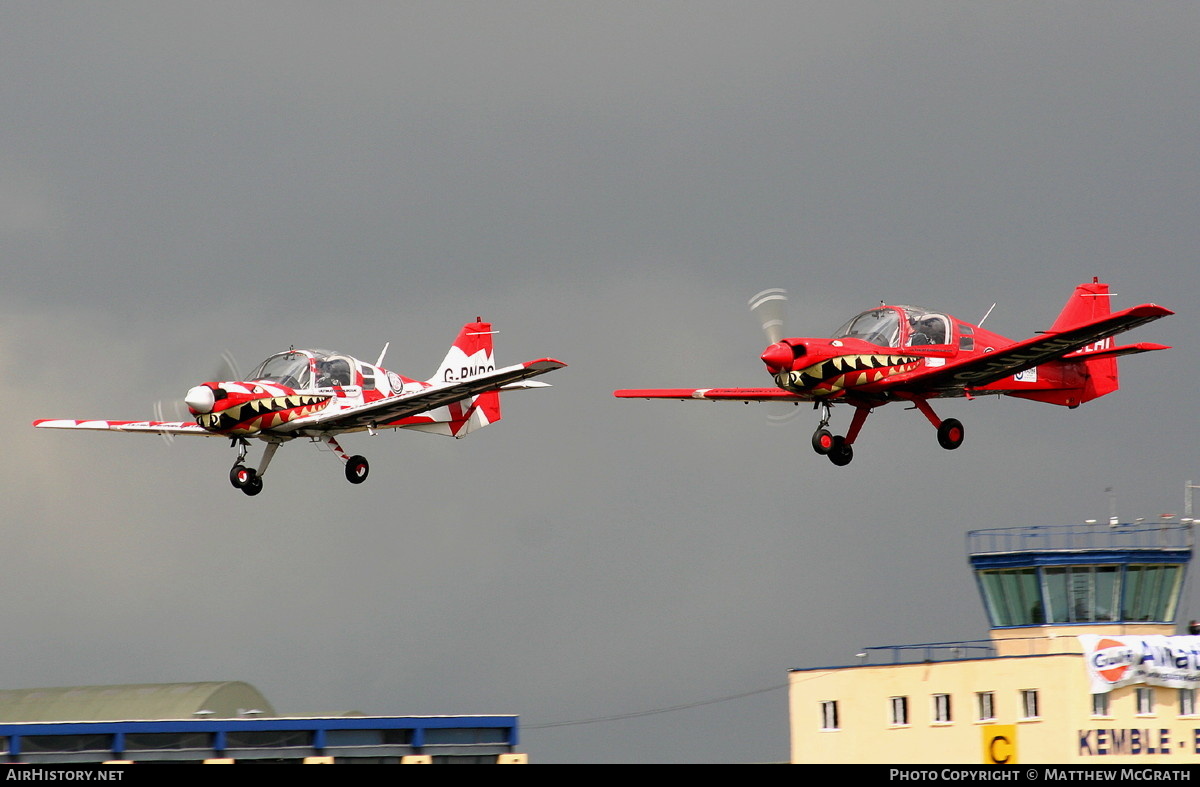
[937,418,965,450]
[345,455,370,484]
[812,429,834,455]
[828,436,854,466]
[242,477,264,496]
[230,464,256,489]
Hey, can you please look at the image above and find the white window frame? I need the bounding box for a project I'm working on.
[977,691,995,721]
[933,693,952,723]
[889,695,909,726]
[1020,689,1039,719]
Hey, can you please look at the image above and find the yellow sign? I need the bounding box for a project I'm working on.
[983,725,1017,764]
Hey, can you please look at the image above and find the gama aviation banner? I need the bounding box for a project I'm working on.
[1080,634,1200,694]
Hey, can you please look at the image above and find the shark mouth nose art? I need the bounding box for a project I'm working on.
[195,394,331,434]
[775,354,920,393]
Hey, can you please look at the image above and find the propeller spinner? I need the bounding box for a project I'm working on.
[751,288,801,374]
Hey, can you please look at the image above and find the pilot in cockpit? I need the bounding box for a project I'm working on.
[908,315,947,346]
[317,359,352,388]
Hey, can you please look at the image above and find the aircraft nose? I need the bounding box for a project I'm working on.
[760,342,795,373]
[185,385,216,414]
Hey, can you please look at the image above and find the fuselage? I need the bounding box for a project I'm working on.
[184,348,424,436]
[760,304,1070,401]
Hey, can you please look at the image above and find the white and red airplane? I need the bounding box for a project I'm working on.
[35,319,565,495]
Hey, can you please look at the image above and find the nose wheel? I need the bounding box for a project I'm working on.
[811,428,835,455]
[230,465,264,496]
[227,438,278,496]
[810,402,869,466]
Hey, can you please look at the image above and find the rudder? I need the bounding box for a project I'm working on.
[1049,277,1111,331]
[1051,279,1117,403]
[422,319,502,437]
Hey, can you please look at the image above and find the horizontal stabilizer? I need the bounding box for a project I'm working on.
[1062,341,1171,361]
[500,380,553,391]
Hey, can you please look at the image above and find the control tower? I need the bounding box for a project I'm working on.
[789,519,1199,764]
[969,521,1192,656]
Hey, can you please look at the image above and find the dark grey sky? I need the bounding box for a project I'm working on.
[5,3,1197,763]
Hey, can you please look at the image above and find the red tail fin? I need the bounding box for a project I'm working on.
[1050,277,1111,330]
[1052,279,1118,403]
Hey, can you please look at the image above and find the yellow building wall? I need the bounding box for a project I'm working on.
[790,653,1200,764]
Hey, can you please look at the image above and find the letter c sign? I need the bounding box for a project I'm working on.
[983,725,1017,764]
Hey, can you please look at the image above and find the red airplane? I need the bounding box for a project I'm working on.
[35,319,565,495]
[614,279,1171,466]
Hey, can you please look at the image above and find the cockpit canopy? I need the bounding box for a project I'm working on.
[832,306,951,348]
[247,349,355,390]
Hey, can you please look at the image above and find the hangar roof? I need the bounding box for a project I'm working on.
[0,682,275,722]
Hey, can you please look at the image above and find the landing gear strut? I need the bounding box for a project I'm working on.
[911,400,965,451]
[228,438,279,496]
[325,436,370,486]
[809,402,871,466]
[223,435,375,495]
[811,403,835,455]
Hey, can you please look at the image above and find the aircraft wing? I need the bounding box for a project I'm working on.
[614,387,816,402]
[894,303,1173,393]
[33,419,217,436]
[278,358,566,433]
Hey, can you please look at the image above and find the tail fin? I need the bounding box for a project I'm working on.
[1051,279,1118,403]
[1049,277,1112,331]
[418,319,502,437]
[430,318,498,385]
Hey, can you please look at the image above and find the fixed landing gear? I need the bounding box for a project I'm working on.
[228,438,278,496]
[345,455,370,484]
[325,437,370,486]
[807,399,965,466]
[809,402,868,466]
[827,436,853,466]
[936,418,964,450]
[911,400,965,452]
[811,428,834,455]
[224,436,374,494]
[230,464,263,496]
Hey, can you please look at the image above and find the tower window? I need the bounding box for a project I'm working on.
[1020,690,1039,719]
[977,692,995,721]
[933,694,952,723]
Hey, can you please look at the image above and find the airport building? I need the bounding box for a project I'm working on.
[789,519,1199,764]
[0,682,525,764]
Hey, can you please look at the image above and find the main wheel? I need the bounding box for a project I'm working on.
[345,455,370,484]
[230,464,256,489]
[812,428,834,455]
[242,476,264,496]
[937,418,965,450]
[828,436,854,466]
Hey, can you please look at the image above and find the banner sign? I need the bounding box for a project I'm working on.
[1080,635,1200,693]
